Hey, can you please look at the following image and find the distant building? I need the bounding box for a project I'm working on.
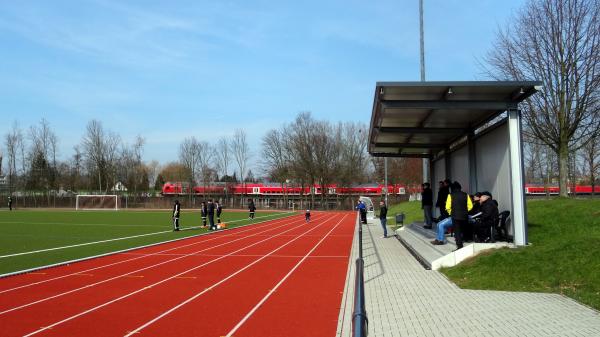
[112,181,128,192]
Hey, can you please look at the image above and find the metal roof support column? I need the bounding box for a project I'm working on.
[508,108,528,246]
[467,131,477,194]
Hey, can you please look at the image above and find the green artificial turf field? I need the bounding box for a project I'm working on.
[0,209,294,275]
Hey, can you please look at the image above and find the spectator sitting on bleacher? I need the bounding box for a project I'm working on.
[431,192,480,246]
[463,193,482,241]
[475,191,499,242]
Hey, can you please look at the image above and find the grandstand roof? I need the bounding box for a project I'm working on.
[368,81,542,158]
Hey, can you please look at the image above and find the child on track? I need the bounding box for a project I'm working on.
[305,209,311,223]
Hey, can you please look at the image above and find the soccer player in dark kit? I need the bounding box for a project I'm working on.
[248,199,256,219]
[207,199,216,230]
[200,201,208,228]
[172,200,181,231]
[215,201,223,223]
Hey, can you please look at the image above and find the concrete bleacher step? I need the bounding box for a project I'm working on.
[395,222,514,270]
[395,223,456,269]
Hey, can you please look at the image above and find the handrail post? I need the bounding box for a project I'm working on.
[352,216,368,336]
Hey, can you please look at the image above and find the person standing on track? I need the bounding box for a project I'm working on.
[216,201,223,224]
[8,196,12,211]
[207,199,216,230]
[172,199,181,231]
[305,209,311,223]
[248,199,256,220]
[200,201,208,228]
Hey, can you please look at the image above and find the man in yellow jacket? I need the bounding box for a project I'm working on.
[445,181,472,249]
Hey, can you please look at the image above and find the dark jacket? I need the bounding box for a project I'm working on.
[422,188,433,206]
[208,202,215,215]
[201,204,207,217]
[436,186,449,208]
[248,202,256,212]
[216,204,222,216]
[379,205,388,220]
[449,191,469,221]
[468,196,480,216]
[480,199,499,228]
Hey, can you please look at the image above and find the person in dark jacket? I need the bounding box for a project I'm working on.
[200,201,207,228]
[379,201,388,238]
[207,199,216,230]
[8,196,13,211]
[215,201,223,224]
[421,183,433,229]
[172,200,181,231]
[463,193,482,241]
[436,179,451,220]
[305,209,311,223]
[476,191,499,242]
[248,199,256,219]
[445,181,472,249]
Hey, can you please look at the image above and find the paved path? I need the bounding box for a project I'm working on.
[338,217,600,337]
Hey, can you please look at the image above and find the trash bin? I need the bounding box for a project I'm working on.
[395,213,405,225]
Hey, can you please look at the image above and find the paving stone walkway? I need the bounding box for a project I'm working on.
[337,217,600,337]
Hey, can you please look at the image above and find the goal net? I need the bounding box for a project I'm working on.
[76,195,119,211]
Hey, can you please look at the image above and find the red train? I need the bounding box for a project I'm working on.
[162,182,600,196]
[524,184,600,195]
[161,182,417,196]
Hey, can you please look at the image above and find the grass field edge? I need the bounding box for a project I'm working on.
[0,212,296,279]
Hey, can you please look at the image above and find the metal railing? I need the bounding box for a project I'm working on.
[352,216,368,336]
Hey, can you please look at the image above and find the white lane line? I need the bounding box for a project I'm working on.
[0,214,310,315]
[224,213,348,337]
[0,212,291,259]
[120,253,348,258]
[22,214,338,337]
[122,213,343,337]
[0,213,298,294]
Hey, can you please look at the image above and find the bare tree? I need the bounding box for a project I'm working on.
[215,137,230,179]
[580,135,600,195]
[179,137,201,203]
[262,129,291,204]
[485,0,600,196]
[197,141,215,196]
[81,120,121,193]
[231,129,250,204]
[147,160,161,191]
[4,122,23,194]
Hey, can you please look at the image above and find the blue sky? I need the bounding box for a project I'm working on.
[0,0,525,165]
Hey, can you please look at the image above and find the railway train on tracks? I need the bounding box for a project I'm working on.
[161,182,600,196]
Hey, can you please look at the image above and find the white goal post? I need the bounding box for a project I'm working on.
[76,195,119,211]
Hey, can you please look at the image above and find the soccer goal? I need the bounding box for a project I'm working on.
[75,195,119,211]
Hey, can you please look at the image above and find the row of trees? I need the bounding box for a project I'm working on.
[260,112,423,206]
[487,0,600,196]
[1,119,151,197]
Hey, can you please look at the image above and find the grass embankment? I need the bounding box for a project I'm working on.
[386,201,424,229]
[0,209,294,275]
[441,198,600,310]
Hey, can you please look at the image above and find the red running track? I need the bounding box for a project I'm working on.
[0,212,356,337]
